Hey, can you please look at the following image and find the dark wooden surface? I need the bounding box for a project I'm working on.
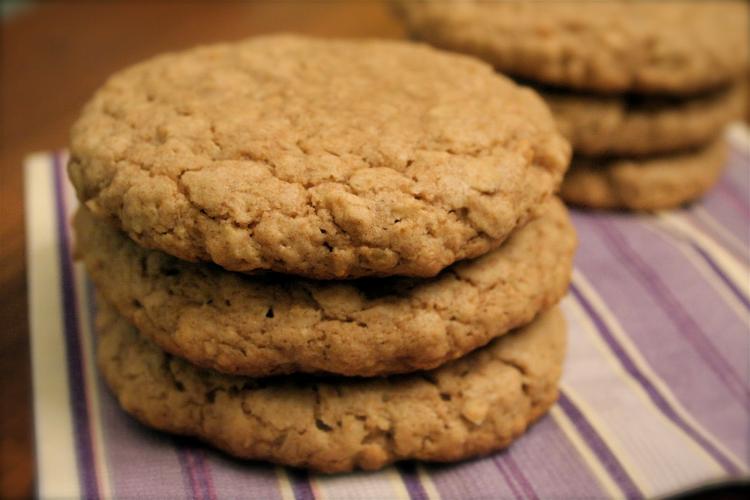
[0,2,402,497]
[0,2,746,499]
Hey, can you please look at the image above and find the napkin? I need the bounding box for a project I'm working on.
[27,126,750,499]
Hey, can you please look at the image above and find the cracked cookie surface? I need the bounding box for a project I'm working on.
[543,83,744,156]
[561,138,727,211]
[68,34,568,279]
[96,300,565,473]
[397,0,749,95]
[74,198,575,377]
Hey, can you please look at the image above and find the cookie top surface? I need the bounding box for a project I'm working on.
[75,197,575,377]
[398,0,749,95]
[97,300,565,473]
[544,83,744,156]
[68,34,569,279]
[561,137,727,211]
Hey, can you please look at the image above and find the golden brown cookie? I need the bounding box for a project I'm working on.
[560,138,727,211]
[544,83,744,156]
[397,0,749,95]
[96,300,566,473]
[68,34,569,279]
[74,198,575,377]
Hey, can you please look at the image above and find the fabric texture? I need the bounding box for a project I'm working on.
[28,126,750,499]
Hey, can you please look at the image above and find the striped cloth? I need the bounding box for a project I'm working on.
[27,125,750,500]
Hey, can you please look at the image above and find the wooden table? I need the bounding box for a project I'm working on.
[0,2,746,499]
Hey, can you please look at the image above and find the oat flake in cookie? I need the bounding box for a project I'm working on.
[96,300,566,473]
[398,0,749,95]
[68,34,569,279]
[75,198,575,377]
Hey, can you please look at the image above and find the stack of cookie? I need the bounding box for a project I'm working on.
[68,35,576,472]
[398,0,749,210]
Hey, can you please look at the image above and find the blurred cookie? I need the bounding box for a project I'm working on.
[560,138,727,211]
[68,34,568,279]
[96,300,566,473]
[544,83,744,156]
[398,0,749,94]
[75,198,575,377]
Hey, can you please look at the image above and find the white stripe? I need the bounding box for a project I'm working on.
[692,208,749,260]
[26,153,81,499]
[549,408,624,499]
[313,466,410,500]
[74,262,114,499]
[657,213,750,298]
[417,464,441,500]
[573,271,747,472]
[565,295,726,484]
[641,222,750,325]
[275,467,296,500]
[59,150,115,499]
[727,122,750,152]
[559,383,654,497]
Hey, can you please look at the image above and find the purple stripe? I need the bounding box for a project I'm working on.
[493,455,538,500]
[557,392,642,499]
[498,415,610,498]
[398,462,430,500]
[194,450,217,500]
[570,284,742,476]
[184,447,211,500]
[689,243,750,310]
[176,446,214,500]
[195,450,281,499]
[289,469,315,500]
[52,153,100,500]
[685,212,749,266]
[594,219,750,404]
[492,458,524,500]
[176,446,202,500]
[502,455,538,500]
[701,194,750,252]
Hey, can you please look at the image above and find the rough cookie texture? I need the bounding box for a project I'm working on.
[68,34,569,279]
[397,0,750,94]
[97,301,566,473]
[561,138,727,211]
[544,82,744,156]
[74,198,575,377]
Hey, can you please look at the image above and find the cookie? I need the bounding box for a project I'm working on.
[68,34,569,279]
[560,138,727,211]
[397,0,749,95]
[543,82,744,156]
[96,299,566,473]
[74,197,575,377]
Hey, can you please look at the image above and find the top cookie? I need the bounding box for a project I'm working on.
[68,35,568,279]
[398,0,750,95]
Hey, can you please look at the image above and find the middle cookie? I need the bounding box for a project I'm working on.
[74,198,575,378]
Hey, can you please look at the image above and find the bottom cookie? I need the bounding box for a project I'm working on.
[96,300,566,473]
[560,137,727,211]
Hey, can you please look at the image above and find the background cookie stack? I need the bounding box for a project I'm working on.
[398,0,749,210]
[68,35,576,472]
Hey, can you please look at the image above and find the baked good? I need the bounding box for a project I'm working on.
[97,300,566,473]
[74,198,575,377]
[68,34,568,279]
[398,0,749,94]
[560,138,727,210]
[543,83,744,156]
